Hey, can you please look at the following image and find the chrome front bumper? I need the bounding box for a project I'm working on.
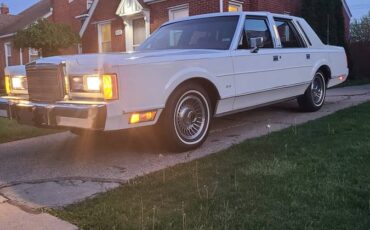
[0,97,107,130]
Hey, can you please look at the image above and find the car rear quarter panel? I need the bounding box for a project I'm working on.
[327,47,348,78]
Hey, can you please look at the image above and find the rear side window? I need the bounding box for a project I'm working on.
[296,20,312,46]
[274,18,305,48]
[239,17,274,49]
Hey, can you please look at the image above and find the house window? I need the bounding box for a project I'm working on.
[4,42,12,67]
[229,2,243,12]
[87,0,93,10]
[29,48,40,62]
[98,22,112,52]
[169,5,189,21]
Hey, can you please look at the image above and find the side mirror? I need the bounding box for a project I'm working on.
[250,37,264,53]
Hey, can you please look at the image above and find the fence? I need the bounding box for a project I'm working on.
[350,42,370,79]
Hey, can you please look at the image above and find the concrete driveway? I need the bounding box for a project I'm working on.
[0,85,369,213]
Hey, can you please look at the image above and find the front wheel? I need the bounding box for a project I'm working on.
[161,83,212,152]
[298,71,327,112]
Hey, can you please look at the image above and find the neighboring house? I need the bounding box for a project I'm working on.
[0,0,352,91]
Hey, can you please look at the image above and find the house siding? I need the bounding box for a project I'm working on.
[81,0,124,53]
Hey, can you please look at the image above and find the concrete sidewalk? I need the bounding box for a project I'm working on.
[0,195,77,230]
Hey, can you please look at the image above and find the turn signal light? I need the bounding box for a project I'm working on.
[130,111,157,124]
[5,75,11,95]
[102,74,118,100]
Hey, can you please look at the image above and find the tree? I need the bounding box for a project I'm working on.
[350,11,370,43]
[301,0,346,46]
[13,19,80,57]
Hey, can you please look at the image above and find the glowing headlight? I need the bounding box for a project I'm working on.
[86,75,101,91]
[11,76,28,90]
[69,74,118,100]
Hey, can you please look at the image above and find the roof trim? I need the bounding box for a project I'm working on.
[116,0,145,17]
[0,33,16,39]
[342,0,352,18]
[79,0,100,37]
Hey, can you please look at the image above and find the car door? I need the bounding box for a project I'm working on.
[231,16,283,110]
[271,17,314,93]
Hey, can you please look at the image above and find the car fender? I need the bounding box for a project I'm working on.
[163,67,218,104]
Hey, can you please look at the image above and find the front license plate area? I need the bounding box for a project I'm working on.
[16,106,48,126]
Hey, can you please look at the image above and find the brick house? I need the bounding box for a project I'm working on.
[0,0,352,91]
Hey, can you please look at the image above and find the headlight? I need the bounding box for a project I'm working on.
[86,75,101,91]
[11,76,28,90]
[4,75,28,95]
[69,74,118,100]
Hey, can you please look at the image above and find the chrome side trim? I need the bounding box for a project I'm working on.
[221,81,311,100]
[216,65,312,78]
[215,96,297,118]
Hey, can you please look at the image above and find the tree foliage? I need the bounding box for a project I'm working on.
[350,11,370,43]
[301,0,346,46]
[14,19,80,57]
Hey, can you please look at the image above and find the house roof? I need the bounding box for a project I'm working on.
[0,0,52,37]
[0,14,19,31]
[342,0,352,18]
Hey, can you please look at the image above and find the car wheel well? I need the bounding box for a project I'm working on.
[171,78,220,110]
[318,65,331,85]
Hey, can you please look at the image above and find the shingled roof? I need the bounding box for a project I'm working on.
[0,14,19,31]
[0,0,52,37]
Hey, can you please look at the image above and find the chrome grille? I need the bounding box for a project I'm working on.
[26,64,65,102]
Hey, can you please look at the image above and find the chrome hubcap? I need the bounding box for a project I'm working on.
[174,93,208,144]
[311,74,325,106]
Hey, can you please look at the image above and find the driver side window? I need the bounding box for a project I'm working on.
[239,17,274,49]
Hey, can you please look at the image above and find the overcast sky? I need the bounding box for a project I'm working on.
[2,0,370,20]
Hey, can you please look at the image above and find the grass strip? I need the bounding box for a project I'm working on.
[51,102,370,230]
[0,118,59,144]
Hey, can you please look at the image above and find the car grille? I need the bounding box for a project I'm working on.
[26,64,65,102]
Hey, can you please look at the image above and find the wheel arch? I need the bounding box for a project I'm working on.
[312,60,332,85]
[317,65,331,85]
[164,73,221,110]
[166,77,221,109]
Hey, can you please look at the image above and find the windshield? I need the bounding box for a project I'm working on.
[138,16,240,51]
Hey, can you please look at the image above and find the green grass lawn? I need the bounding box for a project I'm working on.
[0,118,59,144]
[51,102,370,230]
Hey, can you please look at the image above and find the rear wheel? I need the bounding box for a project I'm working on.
[160,83,212,152]
[298,71,327,112]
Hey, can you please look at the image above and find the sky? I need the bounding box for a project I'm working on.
[1,0,370,20]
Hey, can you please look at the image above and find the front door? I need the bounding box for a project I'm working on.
[232,16,279,110]
[132,18,146,50]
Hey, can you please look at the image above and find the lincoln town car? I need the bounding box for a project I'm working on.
[0,12,348,151]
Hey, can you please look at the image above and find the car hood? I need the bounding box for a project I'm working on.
[32,49,226,69]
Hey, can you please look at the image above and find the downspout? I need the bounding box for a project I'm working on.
[220,0,223,12]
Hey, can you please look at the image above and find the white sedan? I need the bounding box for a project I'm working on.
[0,12,348,151]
